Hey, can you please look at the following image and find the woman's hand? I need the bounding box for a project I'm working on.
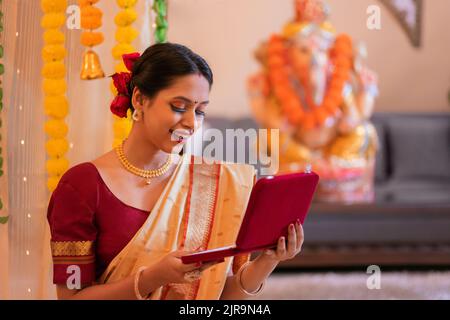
[146,250,219,286]
[260,219,304,262]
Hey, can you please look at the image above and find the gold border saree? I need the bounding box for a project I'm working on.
[99,154,256,300]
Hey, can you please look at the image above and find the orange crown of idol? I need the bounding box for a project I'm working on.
[294,0,330,24]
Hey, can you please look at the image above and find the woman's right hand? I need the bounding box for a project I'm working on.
[146,250,220,285]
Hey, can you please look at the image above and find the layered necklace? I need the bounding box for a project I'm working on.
[115,141,172,185]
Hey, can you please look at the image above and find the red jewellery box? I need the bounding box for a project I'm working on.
[181,169,320,264]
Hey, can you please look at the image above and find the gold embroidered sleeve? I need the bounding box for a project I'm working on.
[51,240,94,257]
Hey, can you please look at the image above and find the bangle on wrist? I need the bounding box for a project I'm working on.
[235,261,265,296]
[134,266,150,300]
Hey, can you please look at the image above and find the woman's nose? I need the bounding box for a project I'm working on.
[181,109,199,132]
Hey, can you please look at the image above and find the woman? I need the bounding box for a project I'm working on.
[47,43,304,300]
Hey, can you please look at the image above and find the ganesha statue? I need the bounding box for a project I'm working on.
[248,0,379,203]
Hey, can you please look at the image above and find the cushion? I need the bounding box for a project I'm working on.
[387,116,450,180]
[376,179,450,205]
[372,116,389,182]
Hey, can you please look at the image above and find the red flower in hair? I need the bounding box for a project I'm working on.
[110,95,130,118]
[112,72,131,95]
[123,52,141,72]
[109,52,141,118]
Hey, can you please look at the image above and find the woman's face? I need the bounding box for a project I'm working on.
[132,73,210,154]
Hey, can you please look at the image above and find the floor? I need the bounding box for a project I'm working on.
[252,270,450,300]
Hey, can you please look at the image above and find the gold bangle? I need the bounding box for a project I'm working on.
[235,261,265,296]
[134,266,149,300]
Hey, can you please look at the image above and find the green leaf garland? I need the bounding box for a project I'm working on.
[153,0,168,43]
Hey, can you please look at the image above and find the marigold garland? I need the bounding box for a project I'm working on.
[79,0,105,79]
[111,0,139,147]
[41,12,65,28]
[267,32,353,129]
[41,0,70,192]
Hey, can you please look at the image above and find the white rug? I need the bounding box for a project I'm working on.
[252,271,450,300]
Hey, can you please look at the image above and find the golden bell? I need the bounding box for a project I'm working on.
[80,49,105,80]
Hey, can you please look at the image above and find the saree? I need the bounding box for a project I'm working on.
[98,154,256,300]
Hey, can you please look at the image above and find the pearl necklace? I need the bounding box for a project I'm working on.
[115,141,172,185]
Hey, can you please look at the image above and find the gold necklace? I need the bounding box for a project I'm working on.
[115,141,172,185]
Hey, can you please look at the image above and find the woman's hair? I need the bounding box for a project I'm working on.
[128,43,213,111]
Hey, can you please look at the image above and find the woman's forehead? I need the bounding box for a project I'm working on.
[165,74,210,95]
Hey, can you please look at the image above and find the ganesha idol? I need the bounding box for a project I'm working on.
[247,0,379,203]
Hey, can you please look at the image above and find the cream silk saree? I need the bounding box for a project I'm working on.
[99,154,256,300]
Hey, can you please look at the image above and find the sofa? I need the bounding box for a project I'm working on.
[203,112,450,268]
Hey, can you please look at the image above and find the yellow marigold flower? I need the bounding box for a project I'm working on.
[117,0,137,9]
[81,31,104,47]
[112,43,135,60]
[43,79,67,96]
[44,120,68,139]
[110,80,118,95]
[81,5,103,18]
[41,13,65,29]
[115,26,138,44]
[113,118,131,138]
[81,6,102,29]
[46,139,69,158]
[44,95,69,118]
[81,17,102,30]
[42,45,66,62]
[46,158,69,176]
[47,176,61,192]
[112,138,122,149]
[42,61,66,79]
[114,8,137,27]
[114,61,129,73]
[44,29,65,45]
[41,0,68,13]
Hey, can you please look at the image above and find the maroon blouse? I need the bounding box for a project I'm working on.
[47,162,150,285]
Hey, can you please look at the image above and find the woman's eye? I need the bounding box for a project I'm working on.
[195,110,206,117]
[170,103,185,112]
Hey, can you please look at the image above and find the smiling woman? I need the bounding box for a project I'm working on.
[46,42,303,300]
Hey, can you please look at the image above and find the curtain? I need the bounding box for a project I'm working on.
[0,0,14,300]
[1,0,154,299]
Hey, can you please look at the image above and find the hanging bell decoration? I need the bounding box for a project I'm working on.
[79,0,105,80]
[80,49,105,80]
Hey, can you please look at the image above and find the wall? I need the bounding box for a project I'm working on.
[166,0,450,118]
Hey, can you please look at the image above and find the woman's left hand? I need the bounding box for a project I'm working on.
[260,219,304,262]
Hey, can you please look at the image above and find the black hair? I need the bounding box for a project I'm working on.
[128,42,213,111]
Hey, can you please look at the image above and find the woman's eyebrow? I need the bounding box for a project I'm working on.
[172,96,209,105]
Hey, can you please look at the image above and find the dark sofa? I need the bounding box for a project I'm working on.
[203,113,450,268]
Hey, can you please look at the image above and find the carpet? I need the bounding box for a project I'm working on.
[252,271,450,300]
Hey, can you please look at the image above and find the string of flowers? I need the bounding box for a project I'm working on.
[153,0,168,43]
[267,33,353,129]
[41,0,70,192]
[111,0,139,147]
[79,0,105,79]
[0,0,7,224]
